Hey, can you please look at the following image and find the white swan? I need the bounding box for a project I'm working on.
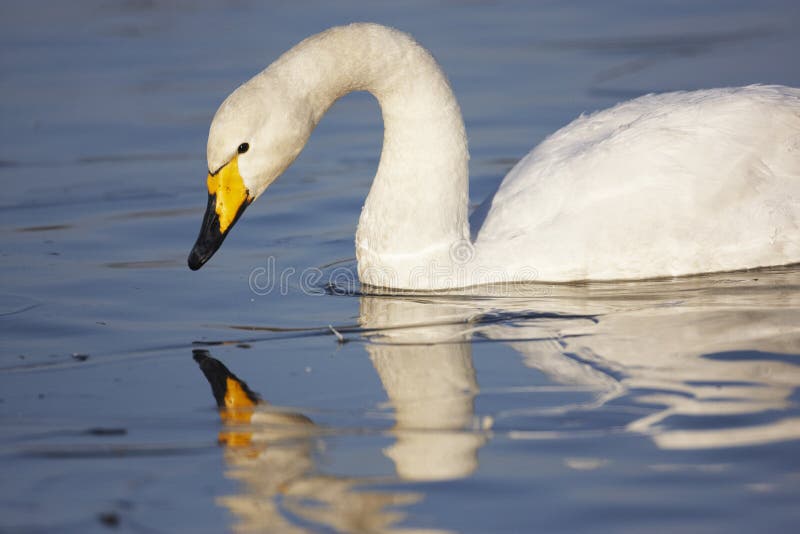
[187,23,800,290]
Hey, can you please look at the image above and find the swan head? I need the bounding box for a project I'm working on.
[188,76,314,270]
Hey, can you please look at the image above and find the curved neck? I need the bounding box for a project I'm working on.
[271,24,470,288]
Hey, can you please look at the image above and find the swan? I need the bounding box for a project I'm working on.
[187,23,800,290]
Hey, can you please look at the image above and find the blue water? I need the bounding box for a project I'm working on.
[2,1,800,532]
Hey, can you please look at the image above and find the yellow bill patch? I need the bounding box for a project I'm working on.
[219,376,257,448]
[207,156,252,233]
[220,376,256,425]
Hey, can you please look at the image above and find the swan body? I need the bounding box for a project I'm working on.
[188,23,800,290]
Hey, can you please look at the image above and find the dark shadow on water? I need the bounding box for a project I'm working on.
[18,442,216,459]
[15,224,73,233]
[104,259,182,269]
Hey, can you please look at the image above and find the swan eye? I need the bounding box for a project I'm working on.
[237,143,249,154]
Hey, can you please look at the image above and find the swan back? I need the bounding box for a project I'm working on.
[476,85,800,281]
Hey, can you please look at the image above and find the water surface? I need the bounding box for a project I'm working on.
[2,1,800,532]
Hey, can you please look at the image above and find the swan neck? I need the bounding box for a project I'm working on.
[275,24,471,289]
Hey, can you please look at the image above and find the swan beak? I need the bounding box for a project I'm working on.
[193,350,259,446]
[188,157,253,270]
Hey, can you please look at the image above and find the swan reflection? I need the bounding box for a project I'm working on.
[197,268,800,531]
[475,270,800,450]
[194,297,492,532]
[194,350,438,534]
[358,268,800,452]
[360,296,488,481]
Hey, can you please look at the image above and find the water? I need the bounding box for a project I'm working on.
[2,1,800,532]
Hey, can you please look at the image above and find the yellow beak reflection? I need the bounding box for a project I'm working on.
[193,350,259,447]
[188,156,253,270]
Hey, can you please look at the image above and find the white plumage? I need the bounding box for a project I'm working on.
[476,86,800,281]
[202,23,800,289]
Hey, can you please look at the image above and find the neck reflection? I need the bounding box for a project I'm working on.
[360,295,488,480]
[197,268,800,532]
[195,295,487,533]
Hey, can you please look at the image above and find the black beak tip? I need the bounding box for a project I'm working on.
[188,191,251,271]
[187,250,206,271]
[188,192,225,271]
